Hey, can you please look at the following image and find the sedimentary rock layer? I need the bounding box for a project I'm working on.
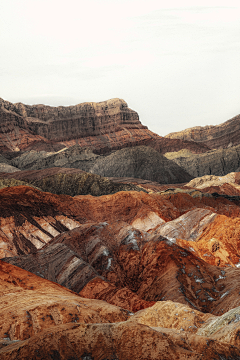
[167,145,240,177]
[0,97,210,155]
[166,113,240,149]
[7,145,193,184]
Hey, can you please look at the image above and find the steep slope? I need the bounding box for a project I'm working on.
[0,97,210,155]
[166,113,240,149]
[0,261,130,341]
[4,223,240,314]
[2,260,240,359]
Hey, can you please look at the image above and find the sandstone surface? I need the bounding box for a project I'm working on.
[1,261,240,359]
[1,182,240,358]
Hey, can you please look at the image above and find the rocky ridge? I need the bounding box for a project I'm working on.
[0,97,210,155]
[166,113,240,149]
[165,144,240,177]
[6,145,193,184]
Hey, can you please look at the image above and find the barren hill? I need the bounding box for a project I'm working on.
[166,113,240,149]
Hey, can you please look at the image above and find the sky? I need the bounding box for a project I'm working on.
[1,0,240,136]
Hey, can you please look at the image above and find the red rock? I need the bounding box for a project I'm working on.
[79,277,155,312]
[0,261,130,342]
[0,97,210,155]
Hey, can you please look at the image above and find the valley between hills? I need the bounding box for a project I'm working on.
[1,97,240,359]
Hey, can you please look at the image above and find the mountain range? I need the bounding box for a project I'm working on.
[1,97,240,359]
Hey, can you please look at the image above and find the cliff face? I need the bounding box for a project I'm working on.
[0,107,46,152]
[0,97,211,155]
[0,97,146,140]
[166,114,240,149]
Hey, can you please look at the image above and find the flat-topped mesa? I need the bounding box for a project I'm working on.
[0,98,146,142]
[165,114,240,149]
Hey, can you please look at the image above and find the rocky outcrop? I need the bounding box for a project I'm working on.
[167,145,240,177]
[2,259,240,359]
[0,167,144,197]
[0,97,159,153]
[0,97,212,155]
[0,106,48,152]
[0,261,130,342]
[166,113,240,149]
[89,146,193,184]
[2,185,240,357]
[3,315,240,359]
[8,145,193,184]
[0,98,144,140]
[0,164,20,173]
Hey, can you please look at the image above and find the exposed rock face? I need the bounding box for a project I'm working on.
[0,163,20,173]
[2,182,240,357]
[0,97,160,153]
[89,146,193,184]
[0,261,130,342]
[166,113,240,149]
[167,145,240,177]
[0,97,211,155]
[145,137,210,154]
[0,167,145,197]
[0,98,143,140]
[8,145,193,184]
[0,106,48,152]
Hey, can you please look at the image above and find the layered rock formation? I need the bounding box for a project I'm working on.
[89,146,193,184]
[1,180,240,357]
[166,113,240,149]
[6,145,193,184]
[0,167,144,197]
[0,97,210,156]
[165,145,240,177]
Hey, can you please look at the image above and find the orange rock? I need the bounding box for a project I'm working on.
[177,214,240,267]
[1,317,240,359]
[0,261,130,342]
[79,277,155,312]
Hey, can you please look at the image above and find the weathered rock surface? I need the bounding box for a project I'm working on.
[0,106,49,152]
[166,113,240,149]
[2,184,240,357]
[0,97,211,156]
[4,213,240,315]
[168,145,240,177]
[0,97,159,154]
[0,98,144,140]
[0,167,144,197]
[187,173,238,189]
[89,146,193,184]
[0,261,130,341]
[0,163,20,173]
[8,145,193,184]
[2,317,240,360]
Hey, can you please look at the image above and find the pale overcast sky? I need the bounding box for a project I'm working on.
[1,0,240,135]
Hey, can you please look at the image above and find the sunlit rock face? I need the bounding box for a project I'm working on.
[1,261,240,359]
[0,97,210,156]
